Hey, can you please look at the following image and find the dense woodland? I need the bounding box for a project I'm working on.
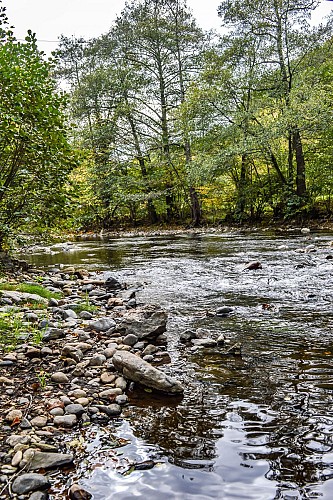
[1,0,333,248]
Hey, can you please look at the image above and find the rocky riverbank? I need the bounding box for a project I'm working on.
[0,264,183,499]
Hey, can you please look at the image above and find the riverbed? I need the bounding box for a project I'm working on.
[20,228,333,499]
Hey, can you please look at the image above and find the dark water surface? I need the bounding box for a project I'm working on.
[21,230,333,499]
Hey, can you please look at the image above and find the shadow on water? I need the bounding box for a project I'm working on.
[19,230,333,498]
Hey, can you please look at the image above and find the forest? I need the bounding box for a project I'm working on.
[1,0,333,247]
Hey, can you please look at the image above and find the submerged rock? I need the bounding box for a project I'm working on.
[112,350,183,394]
[244,261,262,270]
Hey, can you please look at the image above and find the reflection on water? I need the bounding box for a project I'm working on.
[20,230,333,498]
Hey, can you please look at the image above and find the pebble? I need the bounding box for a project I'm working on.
[65,404,85,417]
[11,450,23,467]
[5,409,23,423]
[30,416,48,428]
[75,397,90,407]
[100,372,116,384]
[53,415,77,427]
[51,372,69,384]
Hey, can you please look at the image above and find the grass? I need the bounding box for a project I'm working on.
[0,282,62,300]
[72,292,98,314]
[0,310,44,352]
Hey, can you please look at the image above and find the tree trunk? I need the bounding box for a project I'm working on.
[293,129,306,198]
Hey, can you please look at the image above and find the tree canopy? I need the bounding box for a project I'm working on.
[2,0,333,237]
[0,2,77,248]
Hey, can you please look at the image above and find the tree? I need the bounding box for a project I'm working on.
[217,0,332,211]
[56,0,207,227]
[0,3,76,248]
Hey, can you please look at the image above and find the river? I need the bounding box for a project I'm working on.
[20,228,333,499]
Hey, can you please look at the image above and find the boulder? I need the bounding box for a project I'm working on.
[112,351,183,394]
[117,309,167,341]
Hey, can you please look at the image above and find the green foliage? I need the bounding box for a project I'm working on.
[53,0,333,225]
[0,309,41,352]
[0,2,78,246]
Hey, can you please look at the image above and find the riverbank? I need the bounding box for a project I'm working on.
[0,265,183,499]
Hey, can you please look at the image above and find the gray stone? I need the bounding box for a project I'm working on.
[49,408,64,417]
[65,404,85,417]
[27,451,74,470]
[30,416,48,428]
[29,491,49,500]
[61,346,83,363]
[104,347,117,358]
[79,311,93,320]
[95,404,122,416]
[89,317,116,332]
[24,312,39,323]
[43,328,65,341]
[89,354,106,366]
[115,394,128,405]
[115,376,127,390]
[11,450,23,467]
[112,351,183,394]
[117,309,167,340]
[62,309,78,320]
[6,435,31,447]
[1,291,48,304]
[98,388,122,399]
[26,347,41,359]
[216,306,233,316]
[244,261,262,270]
[191,338,217,347]
[69,389,87,399]
[142,344,158,356]
[12,473,51,494]
[123,334,138,346]
[5,409,23,423]
[53,415,77,427]
[51,372,69,384]
[104,276,122,290]
[217,334,226,346]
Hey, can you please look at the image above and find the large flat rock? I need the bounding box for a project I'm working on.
[112,350,183,394]
[27,451,74,470]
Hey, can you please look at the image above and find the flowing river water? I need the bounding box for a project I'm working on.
[20,229,333,499]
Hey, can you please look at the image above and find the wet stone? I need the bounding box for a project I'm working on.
[65,404,85,417]
[12,473,51,494]
[29,491,49,500]
[53,415,77,427]
[27,452,74,470]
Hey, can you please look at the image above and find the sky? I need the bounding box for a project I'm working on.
[5,0,333,55]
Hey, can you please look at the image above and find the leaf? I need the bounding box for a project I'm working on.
[10,416,21,426]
